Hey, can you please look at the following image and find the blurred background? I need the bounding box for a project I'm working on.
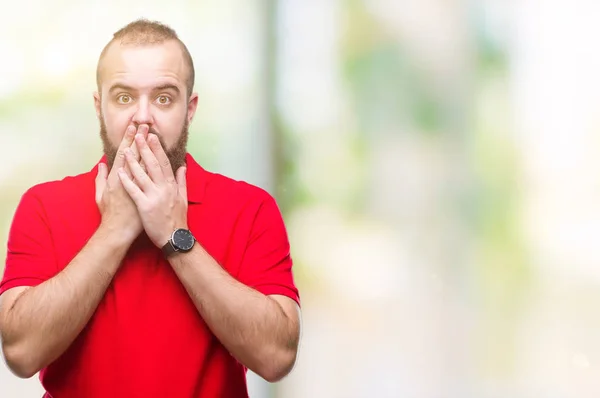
[2,0,600,397]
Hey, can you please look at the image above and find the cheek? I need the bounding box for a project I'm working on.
[103,107,135,140]
[155,112,187,144]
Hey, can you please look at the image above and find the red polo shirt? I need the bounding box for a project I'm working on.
[0,153,300,398]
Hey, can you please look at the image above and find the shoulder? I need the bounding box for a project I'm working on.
[204,170,279,209]
[18,166,97,210]
[185,154,286,221]
[7,165,98,237]
[204,174,291,241]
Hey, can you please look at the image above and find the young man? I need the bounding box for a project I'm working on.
[0,19,301,398]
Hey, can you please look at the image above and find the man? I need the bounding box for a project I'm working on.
[0,19,301,398]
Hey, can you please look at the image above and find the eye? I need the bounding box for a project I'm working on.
[117,94,132,104]
[157,95,171,105]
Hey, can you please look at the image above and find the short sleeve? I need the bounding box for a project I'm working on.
[237,195,300,306]
[0,187,57,296]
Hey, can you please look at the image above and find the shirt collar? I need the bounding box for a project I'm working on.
[183,153,207,204]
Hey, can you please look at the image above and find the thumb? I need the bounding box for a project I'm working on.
[95,163,108,204]
[176,166,187,201]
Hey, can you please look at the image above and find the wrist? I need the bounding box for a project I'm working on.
[167,241,201,269]
[97,221,139,250]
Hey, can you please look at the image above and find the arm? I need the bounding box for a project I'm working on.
[0,124,144,378]
[168,245,301,382]
[117,133,302,382]
[0,225,131,378]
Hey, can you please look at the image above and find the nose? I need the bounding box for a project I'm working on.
[132,98,153,129]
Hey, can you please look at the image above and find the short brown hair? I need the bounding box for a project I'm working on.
[96,19,195,97]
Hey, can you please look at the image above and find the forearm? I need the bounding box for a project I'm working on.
[1,224,131,376]
[169,245,299,382]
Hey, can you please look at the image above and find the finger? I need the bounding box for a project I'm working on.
[95,163,108,204]
[122,151,135,180]
[113,125,137,171]
[117,167,146,205]
[135,133,164,184]
[124,148,153,192]
[176,166,187,201]
[137,124,150,140]
[125,124,146,178]
[131,124,149,160]
[129,136,140,163]
[147,134,175,183]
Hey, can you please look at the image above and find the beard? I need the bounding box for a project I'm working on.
[99,115,189,174]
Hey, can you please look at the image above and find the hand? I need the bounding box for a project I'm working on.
[95,125,144,243]
[117,132,188,249]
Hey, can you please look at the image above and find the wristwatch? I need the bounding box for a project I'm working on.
[161,228,196,258]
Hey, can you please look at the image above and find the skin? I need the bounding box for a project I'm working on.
[0,39,301,382]
[96,40,192,173]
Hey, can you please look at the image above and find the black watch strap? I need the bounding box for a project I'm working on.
[161,240,178,258]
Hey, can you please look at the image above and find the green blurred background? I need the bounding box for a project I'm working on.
[3,0,600,397]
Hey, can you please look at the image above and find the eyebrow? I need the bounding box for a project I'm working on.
[108,83,135,94]
[154,84,180,94]
[108,83,181,95]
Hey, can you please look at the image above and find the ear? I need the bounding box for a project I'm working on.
[186,92,199,124]
[93,91,102,120]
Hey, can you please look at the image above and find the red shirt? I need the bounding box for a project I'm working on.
[1,153,300,398]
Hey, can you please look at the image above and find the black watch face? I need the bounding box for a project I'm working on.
[172,229,195,251]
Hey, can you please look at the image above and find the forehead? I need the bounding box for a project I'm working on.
[99,40,187,93]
